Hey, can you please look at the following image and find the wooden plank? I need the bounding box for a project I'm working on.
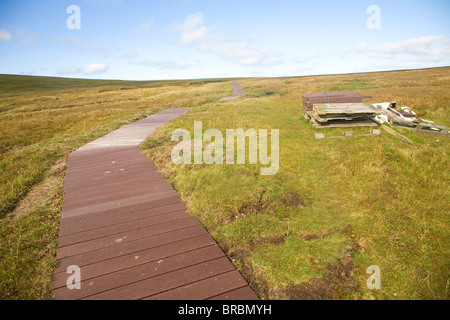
[63,181,174,207]
[53,245,226,300]
[55,225,208,273]
[62,184,175,212]
[313,103,381,116]
[57,210,189,247]
[311,118,378,129]
[208,286,260,300]
[302,92,356,98]
[54,235,218,289]
[406,128,450,136]
[381,125,414,145]
[81,257,236,300]
[53,108,258,301]
[415,122,449,131]
[61,190,181,219]
[56,216,200,259]
[64,160,159,178]
[302,92,373,114]
[304,97,366,112]
[313,114,376,122]
[60,194,181,224]
[146,270,251,300]
[64,179,170,202]
[60,193,181,225]
[63,171,165,193]
[58,202,186,237]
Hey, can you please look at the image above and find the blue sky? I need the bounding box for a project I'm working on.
[0,0,449,80]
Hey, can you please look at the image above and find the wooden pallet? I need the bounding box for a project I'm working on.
[307,103,380,129]
[302,92,373,116]
[313,103,382,117]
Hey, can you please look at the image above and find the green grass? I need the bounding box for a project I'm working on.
[0,74,232,299]
[0,202,61,299]
[1,68,449,300]
[141,67,450,300]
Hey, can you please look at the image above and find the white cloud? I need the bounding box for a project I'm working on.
[206,42,271,66]
[55,36,112,57]
[172,12,226,45]
[84,41,112,56]
[377,35,442,55]
[375,35,450,62]
[121,51,138,60]
[329,36,450,74]
[356,42,367,52]
[57,63,108,75]
[1,26,38,44]
[139,59,190,70]
[14,26,38,45]
[134,20,153,33]
[80,63,108,74]
[0,28,12,42]
[172,12,280,67]
[336,42,367,59]
[57,66,77,75]
[56,36,85,49]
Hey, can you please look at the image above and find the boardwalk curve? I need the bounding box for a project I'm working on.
[53,108,258,300]
[220,83,247,101]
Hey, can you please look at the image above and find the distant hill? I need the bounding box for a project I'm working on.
[0,74,233,98]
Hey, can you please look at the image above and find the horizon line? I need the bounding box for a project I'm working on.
[1,65,449,82]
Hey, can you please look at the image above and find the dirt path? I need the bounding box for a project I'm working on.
[52,108,258,300]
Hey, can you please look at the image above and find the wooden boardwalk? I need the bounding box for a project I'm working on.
[53,108,258,300]
[219,83,247,101]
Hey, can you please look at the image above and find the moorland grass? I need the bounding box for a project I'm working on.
[141,67,449,300]
[0,68,448,300]
[0,75,232,299]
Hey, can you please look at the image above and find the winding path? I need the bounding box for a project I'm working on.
[220,82,247,101]
[52,108,258,300]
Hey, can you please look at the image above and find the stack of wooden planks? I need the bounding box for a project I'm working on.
[302,92,373,118]
[306,103,383,129]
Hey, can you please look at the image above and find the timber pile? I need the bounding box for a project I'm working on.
[307,103,382,129]
[302,92,372,118]
[372,102,450,134]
